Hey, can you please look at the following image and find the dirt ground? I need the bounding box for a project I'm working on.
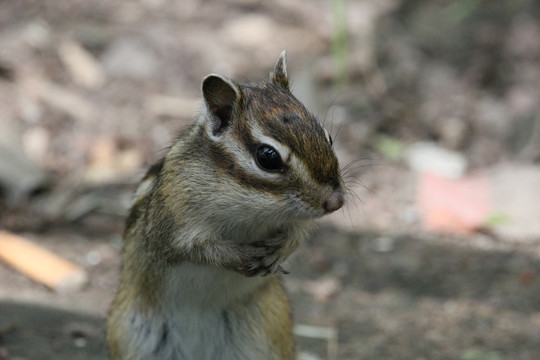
[2,223,540,360]
[1,1,540,359]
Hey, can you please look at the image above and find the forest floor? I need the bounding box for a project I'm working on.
[1,1,540,359]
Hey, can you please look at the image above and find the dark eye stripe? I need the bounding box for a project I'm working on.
[202,131,287,195]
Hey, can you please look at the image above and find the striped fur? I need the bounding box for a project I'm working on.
[108,52,344,360]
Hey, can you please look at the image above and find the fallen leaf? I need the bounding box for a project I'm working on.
[0,231,87,292]
[418,172,490,234]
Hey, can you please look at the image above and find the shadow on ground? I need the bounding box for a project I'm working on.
[290,227,540,359]
[0,302,107,360]
[1,227,540,359]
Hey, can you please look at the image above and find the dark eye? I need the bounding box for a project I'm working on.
[329,135,334,146]
[256,145,284,172]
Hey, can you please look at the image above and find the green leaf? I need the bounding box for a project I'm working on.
[372,134,405,161]
[485,213,511,226]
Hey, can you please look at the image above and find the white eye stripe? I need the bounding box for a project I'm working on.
[249,123,291,164]
[211,123,287,182]
[323,128,331,144]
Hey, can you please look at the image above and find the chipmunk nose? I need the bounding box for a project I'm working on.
[323,189,344,213]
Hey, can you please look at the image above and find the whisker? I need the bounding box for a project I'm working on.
[332,113,344,145]
[341,186,363,231]
[340,158,387,175]
[345,204,355,230]
[322,93,341,128]
[344,183,365,208]
[345,177,377,196]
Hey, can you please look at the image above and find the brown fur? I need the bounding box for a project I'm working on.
[107,52,344,360]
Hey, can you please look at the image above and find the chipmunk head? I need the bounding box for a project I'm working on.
[199,51,344,221]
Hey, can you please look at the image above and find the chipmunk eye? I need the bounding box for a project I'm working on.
[256,145,284,172]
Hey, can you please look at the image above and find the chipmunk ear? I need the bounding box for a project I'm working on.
[270,50,289,91]
[202,74,242,136]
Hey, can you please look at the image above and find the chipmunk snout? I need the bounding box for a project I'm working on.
[322,189,344,213]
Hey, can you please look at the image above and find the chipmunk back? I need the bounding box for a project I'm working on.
[107,51,344,360]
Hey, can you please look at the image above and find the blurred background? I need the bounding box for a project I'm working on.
[1,0,540,359]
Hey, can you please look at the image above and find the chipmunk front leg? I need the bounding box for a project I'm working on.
[184,238,284,276]
[237,225,307,277]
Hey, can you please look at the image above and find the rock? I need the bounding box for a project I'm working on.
[21,21,51,49]
[85,251,102,267]
[298,352,323,360]
[303,276,342,303]
[371,236,396,253]
[406,141,468,179]
[0,126,49,204]
[21,126,50,165]
[490,163,540,241]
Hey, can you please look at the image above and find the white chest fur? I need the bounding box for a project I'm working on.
[163,263,266,308]
[123,264,271,360]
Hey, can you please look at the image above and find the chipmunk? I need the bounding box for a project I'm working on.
[107,51,344,360]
